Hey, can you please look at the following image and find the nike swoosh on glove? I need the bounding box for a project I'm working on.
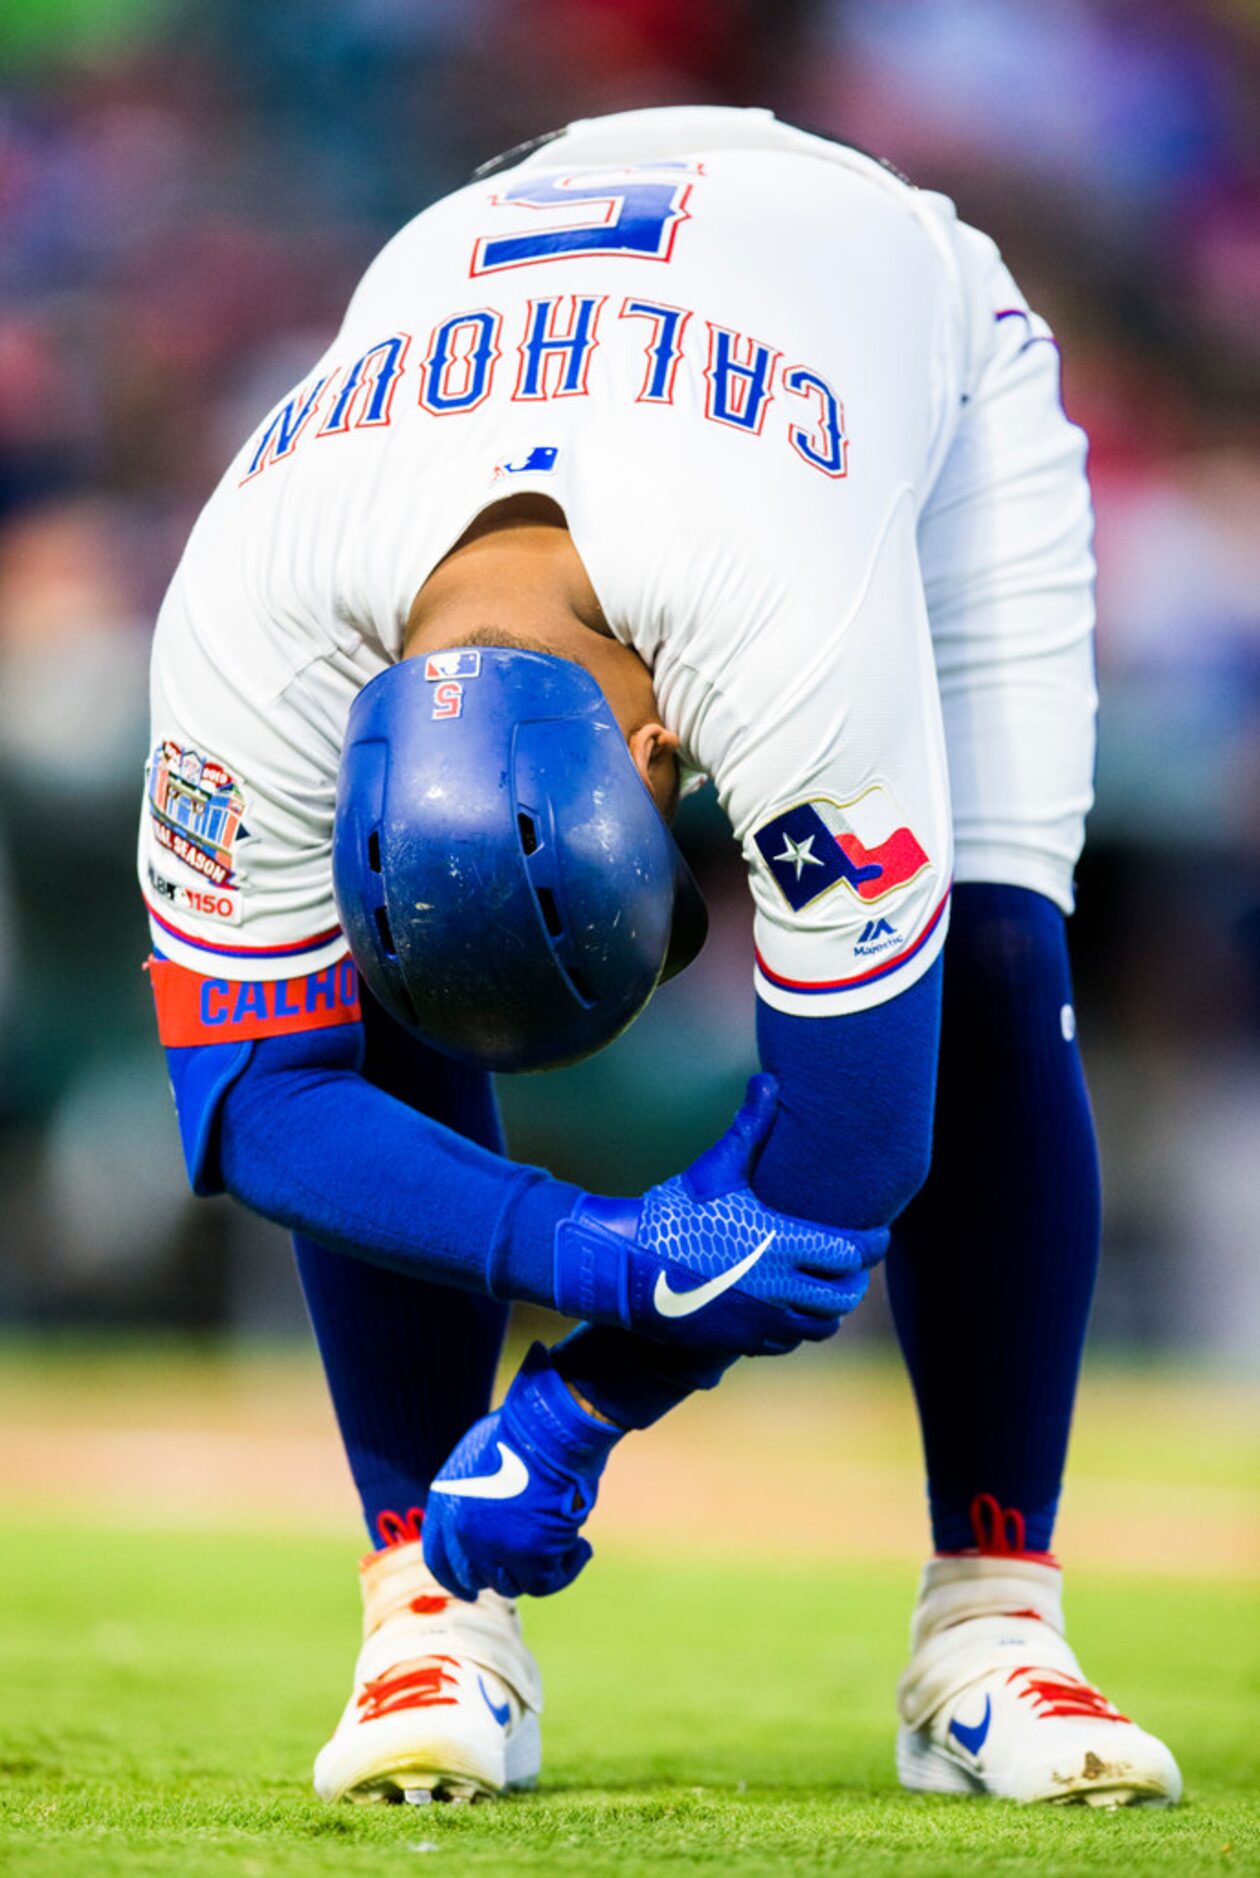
[424,1342,621,1601]
[553,1074,888,1356]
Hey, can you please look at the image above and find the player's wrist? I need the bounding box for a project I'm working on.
[562,1381,621,1428]
[506,1343,625,1470]
[487,1173,586,1308]
[553,1324,736,1430]
[552,1192,642,1326]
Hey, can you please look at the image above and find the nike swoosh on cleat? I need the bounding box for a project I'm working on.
[429,1442,530,1501]
[949,1694,992,1756]
[478,1676,511,1727]
[653,1231,776,1319]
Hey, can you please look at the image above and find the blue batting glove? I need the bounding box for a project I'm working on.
[553,1074,887,1357]
[424,1342,621,1601]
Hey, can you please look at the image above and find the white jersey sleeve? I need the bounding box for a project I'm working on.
[732,481,955,1018]
[140,507,359,986]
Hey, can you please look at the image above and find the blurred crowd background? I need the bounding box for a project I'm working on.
[1,0,1257,1363]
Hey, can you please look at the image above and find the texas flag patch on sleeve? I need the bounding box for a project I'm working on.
[754,785,931,913]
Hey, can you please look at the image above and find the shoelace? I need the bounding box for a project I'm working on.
[1008,1665,1130,1724]
[357,1653,459,1722]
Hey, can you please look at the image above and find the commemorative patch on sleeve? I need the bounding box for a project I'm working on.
[147,741,250,891]
[754,785,931,913]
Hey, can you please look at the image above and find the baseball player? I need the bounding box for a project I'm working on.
[139,106,1180,1810]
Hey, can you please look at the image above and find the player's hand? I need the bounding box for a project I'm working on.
[424,1342,620,1601]
[553,1074,887,1356]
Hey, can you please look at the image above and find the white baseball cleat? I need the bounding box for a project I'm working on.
[896,1555,1182,1808]
[314,1537,542,1804]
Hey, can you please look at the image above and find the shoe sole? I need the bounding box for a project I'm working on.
[896,1727,1177,1808]
[317,1710,541,1805]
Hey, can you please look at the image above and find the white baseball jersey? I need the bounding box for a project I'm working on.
[140,106,1096,1041]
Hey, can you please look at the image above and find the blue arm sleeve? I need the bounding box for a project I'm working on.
[169,1026,579,1305]
[553,957,943,1427]
[752,954,943,1229]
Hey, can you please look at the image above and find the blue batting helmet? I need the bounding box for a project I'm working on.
[332,648,707,1072]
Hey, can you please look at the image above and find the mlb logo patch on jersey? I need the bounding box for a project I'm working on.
[755,785,931,913]
[491,444,558,481]
[424,650,482,681]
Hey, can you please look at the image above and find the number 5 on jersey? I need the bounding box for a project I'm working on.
[471,166,696,275]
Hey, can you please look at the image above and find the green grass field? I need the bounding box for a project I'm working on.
[0,1347,1257,1875]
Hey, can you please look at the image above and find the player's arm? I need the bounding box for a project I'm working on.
[422,973,941,1602]
[548,960,941,1422]
[424,911,948,1603]
[151,955,884,1355]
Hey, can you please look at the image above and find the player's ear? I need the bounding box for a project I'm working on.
[628,722,681,817]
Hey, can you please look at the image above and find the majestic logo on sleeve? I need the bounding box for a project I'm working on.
[147,742,249,890]
[754,786,930,913]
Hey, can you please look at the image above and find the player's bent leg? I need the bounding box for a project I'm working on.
[896,1548,1181,1807]
[314,1535,542,1804]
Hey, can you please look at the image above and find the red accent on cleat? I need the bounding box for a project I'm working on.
[1007,1666,1130,1724]
[356,1656,460,1722]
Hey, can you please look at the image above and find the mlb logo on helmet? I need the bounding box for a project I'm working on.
[424,650,482,681]
[754,784,930,913]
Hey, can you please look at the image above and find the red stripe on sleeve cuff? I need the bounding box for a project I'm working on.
[755,888,950,995]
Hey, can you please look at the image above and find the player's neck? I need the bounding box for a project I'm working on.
[403,494,681,817]
[405,494,607,653]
